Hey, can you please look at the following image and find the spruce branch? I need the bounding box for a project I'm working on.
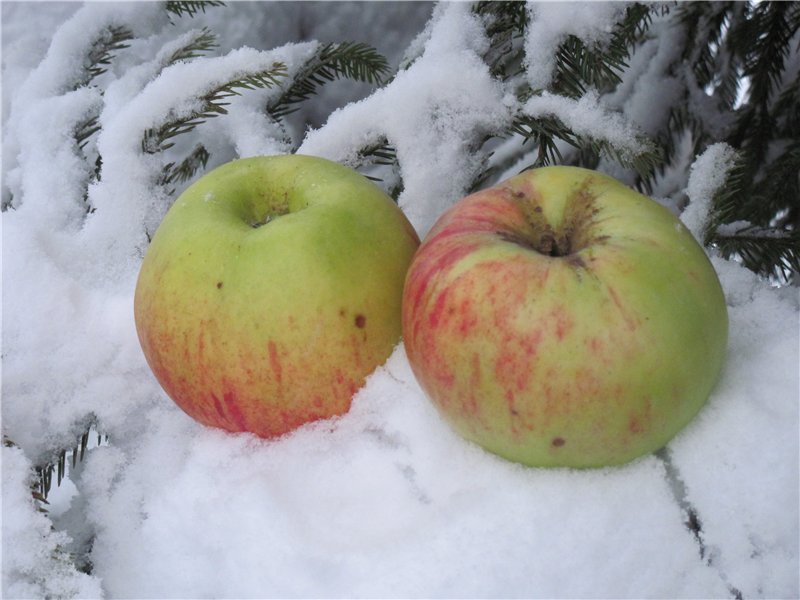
[77,25,134,89]
[747,141,800,227]
[774,76,800,136]
[551,3,654,98]
[712,226,800,281]
[73,115,101,151]
[474,0,528,35]
[73,113,102,213]
[706,153,753,236]
[473,1,528,80]
[354,138,399,183]
[510,114,570,167]
[357,139,397,167]
[166,27,218,65]
[728,2,799,157]
[509,113,661,179]
[581,136,662,182]
[26,423,106,502]
[160,144,210,188]
[736,2,797,109]
[705,141,799,279]
[142,63,287,154]
[679,2,743,104]
[165,1,225,19]
[267,42,389,121]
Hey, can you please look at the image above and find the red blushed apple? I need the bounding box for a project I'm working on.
[135,155,419,438]
[402,166,728,468]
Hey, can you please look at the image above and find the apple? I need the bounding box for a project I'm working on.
[402,166,728,468]
[134,154,420,438]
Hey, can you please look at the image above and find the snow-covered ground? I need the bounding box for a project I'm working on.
[2,3,798,598]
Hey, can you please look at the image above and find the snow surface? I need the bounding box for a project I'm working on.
[2,2,799,599]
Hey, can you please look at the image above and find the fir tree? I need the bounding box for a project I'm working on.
[3,2,798,589]
[469,0,799,283]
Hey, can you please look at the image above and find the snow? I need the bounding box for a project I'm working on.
[2,3,799,599]
[522,89,651,164]
[1,445,103,600]
[523,2,628,91]
[683,143,738,241]
[301,2,510,236]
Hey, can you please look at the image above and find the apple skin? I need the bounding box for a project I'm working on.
[135,154,419,438]
[402,166,728,468]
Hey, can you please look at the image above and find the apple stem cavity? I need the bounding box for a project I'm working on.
[250,198,290,229]
[502,183,606,261]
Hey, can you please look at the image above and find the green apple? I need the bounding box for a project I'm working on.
[402,166,728,468]
[134,154,420,438]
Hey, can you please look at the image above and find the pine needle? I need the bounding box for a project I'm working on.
[142,63,287,154]
[166,28,219,65]
[268,42,389,121]
[165,1,225,19]
[77,25,134,89]
[160,144,211,188]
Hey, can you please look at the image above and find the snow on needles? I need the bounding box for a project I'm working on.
[301,3,510,236]
[523,90,651,162]
[682,142,738,241]
[2,3,799,599]
[523,2,628,90]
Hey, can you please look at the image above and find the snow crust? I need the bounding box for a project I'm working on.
[2,3,798,598]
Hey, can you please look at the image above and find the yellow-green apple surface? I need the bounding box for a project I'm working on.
[135,154,419,438]
[402,166,728,468]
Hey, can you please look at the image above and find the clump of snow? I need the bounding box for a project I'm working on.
[523,2,628,90]
[668,256,799,598]
[604,16,686,140]
[301,2,510,236]
[84,42,317,276]
[1,445,104,599]
[68,347,739,599]
[523,89,651,162]
[682,142,738,241]
[2,3,798,599]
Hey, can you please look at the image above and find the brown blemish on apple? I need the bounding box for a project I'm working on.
[552,437,566,447]
[355,314,366,328]
[628,416,645,434]
[250,195,289,228]
[628,397,653,434]
[607,285,640,331]
[216,281,224,289]
[565,254,587,269]
[496,230,539,252]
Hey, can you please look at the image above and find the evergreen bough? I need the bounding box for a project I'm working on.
[19,1,395,509]
[471,0,798,283]
[12,0,800,545]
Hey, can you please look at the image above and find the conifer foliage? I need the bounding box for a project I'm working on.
[7,0,800,509]
[471,1,798,282]
[672,2,800,281]
[3,0,393,502]
[1,2,798,593]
